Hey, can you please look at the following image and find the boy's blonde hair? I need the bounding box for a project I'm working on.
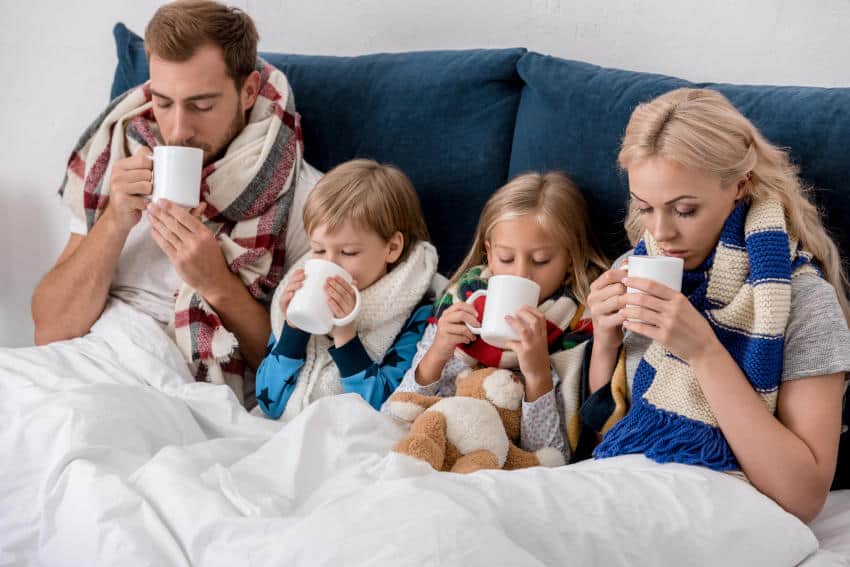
[450,171,608,304]
[619,88,850,324]
[302,159,430,265]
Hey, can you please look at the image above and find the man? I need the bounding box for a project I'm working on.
[30,0,316,403]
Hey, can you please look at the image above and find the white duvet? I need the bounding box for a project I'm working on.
[0,300,829,566]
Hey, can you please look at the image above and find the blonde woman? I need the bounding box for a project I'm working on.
[588,88,850,522]
[390,172,609,463]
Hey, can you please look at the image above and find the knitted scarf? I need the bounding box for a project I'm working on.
[58,59,303,404]
[433,266,593,369]
[594,199,820,471]
[270,241,439,422]
[434,266,594,453]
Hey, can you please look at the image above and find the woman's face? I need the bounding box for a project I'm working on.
[627,157,746,270]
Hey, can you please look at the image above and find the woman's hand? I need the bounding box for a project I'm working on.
[587,267,629,349]
[505,306,553,401]
[619,276,718,362]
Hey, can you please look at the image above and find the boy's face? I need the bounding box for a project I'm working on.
[308,220,403,290]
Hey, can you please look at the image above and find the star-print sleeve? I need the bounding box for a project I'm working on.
[332,304,433,411]
[255,324,311,419]
[521,367,570,463]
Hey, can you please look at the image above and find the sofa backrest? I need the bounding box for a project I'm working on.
[111,24,525,275]
[510,53,850,263]
[112,23,850,274]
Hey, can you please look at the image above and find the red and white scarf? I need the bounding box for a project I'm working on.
[432,266,593,369]
[59,59,303,404]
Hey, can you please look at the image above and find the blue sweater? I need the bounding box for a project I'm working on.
[255,303,432,419]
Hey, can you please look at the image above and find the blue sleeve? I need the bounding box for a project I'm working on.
[331,304,432,411]
[255,324,311,419]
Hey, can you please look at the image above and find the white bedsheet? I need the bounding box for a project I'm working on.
[0,299,836,566]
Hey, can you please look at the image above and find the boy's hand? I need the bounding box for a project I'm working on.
[280,269,306,329]
[327,275,358,346]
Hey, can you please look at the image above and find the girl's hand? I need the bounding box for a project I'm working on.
[505,306,552,400]
[281,269,306,328]
[326,275,359,346]
[619,276,718,362]
[587,267,629,349]
[430,302,479,361]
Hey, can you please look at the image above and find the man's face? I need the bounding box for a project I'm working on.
[149,44,252,164]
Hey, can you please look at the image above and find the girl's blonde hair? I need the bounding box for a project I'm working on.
[450,171,608,304]
[619,87,850,324]
[302,159,430,266]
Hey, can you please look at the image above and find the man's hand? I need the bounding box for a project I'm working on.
[103,147,153,234]
[148,199,230,298]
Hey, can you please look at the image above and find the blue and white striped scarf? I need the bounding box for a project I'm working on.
[594,199,819,471]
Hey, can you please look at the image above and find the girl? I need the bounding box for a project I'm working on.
[255,159,438,420]
[587,88,850,522]
[390,172,608,463]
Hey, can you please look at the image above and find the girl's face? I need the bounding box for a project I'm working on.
[627,157,746,270]
[309,220,403,290]
[485,214,570,301]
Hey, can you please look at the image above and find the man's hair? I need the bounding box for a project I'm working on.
[302,160,431,267]
[144,0,259,89]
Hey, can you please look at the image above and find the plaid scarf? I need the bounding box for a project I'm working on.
[58,59,303,404]
[433,265,594,453]
[595,199,820,470]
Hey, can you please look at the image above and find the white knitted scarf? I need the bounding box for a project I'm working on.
[270,241,438,421]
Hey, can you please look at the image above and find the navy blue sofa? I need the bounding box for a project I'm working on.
[110,23,849,488]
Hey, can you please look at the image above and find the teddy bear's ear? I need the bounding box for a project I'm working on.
[482,369,524,410]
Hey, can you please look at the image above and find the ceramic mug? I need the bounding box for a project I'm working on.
[286,259,362,335]
[626,255,684,294]
[465,275,541,349]
[626,255,684,324]
[150,146,203,208]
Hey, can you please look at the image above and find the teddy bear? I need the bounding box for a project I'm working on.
[385,367,566,473]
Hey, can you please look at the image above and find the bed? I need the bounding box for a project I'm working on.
[0,301,846,566]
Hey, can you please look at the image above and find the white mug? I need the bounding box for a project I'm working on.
[286,259,362,335]
[626,255,684,294]
[150,146,203,208]
[465,275,541,349]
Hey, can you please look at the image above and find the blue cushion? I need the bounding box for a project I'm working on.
[510,52,850,261]
[111,23,149,99]
[110,23,526,274]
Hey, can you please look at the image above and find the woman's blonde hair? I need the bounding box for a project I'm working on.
[619,87,850,324]
[450,171,608,304]
[302,159,430,266]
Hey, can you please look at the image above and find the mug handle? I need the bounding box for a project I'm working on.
[464,289,487,335]
[332,283,362,327]
[144,152,156,200]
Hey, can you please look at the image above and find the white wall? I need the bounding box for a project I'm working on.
[2,0,849,347]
